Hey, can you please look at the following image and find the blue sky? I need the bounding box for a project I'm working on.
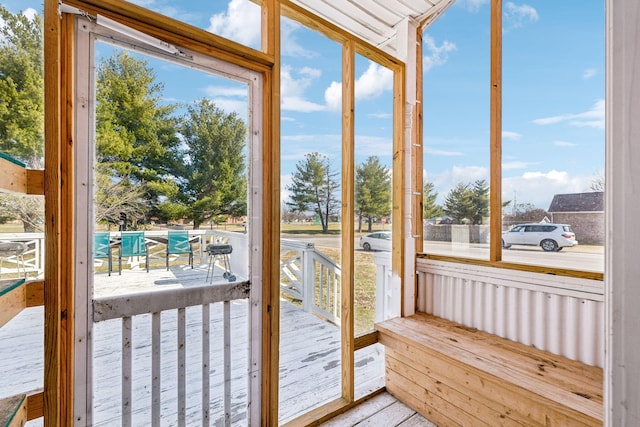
[2,0,604,210]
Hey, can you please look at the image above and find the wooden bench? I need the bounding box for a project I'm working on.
[376,313,603,426]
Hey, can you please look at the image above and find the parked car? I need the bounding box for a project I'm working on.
[359,231,391,251]
[502,223,578,252]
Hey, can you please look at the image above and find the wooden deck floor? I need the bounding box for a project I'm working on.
[0,264,384,425]
[319,392,436,427]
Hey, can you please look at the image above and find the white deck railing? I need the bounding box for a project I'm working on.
[0,230,355,326]
[93,281,250,426]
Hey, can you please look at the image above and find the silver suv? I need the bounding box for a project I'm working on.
[502,223,578,252]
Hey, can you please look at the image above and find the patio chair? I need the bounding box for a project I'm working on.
[0,241,28,279]
[166,230,193,270]
[118,231,149,274]
[94,232,112,276]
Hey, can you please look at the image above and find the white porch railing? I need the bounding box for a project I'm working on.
[92,281,250,426]
[416,257,605,367]
[0,233,44,278]
[207,231,344,325]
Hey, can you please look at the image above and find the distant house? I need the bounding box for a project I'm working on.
[547,192,604,245]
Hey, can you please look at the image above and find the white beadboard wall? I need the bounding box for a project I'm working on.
[416,258,604,367]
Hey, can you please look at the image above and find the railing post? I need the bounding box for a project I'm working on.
[302,247,315,313]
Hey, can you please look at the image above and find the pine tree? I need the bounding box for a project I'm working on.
[286,152,340,233]
[175,98,247,229]
[355,156,391,232]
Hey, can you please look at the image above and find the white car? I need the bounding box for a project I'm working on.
[359,231,391,252]
[502,223,578,252]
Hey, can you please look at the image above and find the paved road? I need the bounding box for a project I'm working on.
[281,234,604,273]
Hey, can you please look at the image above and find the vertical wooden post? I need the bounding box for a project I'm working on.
[60,12,76,424]
[261,0,280,425]
[341,39,355,402]
[392,66,406,313]
[490,0,503,262]
[43,1,62,424]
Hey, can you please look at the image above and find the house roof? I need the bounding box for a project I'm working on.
[548,192,604,213]
[289,0,456,59]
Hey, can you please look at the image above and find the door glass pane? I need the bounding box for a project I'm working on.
[86,22,253,423]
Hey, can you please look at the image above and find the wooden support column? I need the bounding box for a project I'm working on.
[261,0,280,425]
[341,39,355,403]
[60,12,76,425]
[392,66,406,316]
[43,0,63,424]
[489,0,502,262]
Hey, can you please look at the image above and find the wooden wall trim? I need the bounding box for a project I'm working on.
[419,253,604,281]
[0,158,27,194]
[354,331,379,351]
[63,0,273,72]
[261,0,280,425]
[27,170,45,195]
[27,392,44,421]
[26,281,45,307]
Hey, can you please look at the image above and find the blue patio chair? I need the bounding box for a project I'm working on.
[118,231,149,274]
[94,232,112,276]
[166,230,193,270]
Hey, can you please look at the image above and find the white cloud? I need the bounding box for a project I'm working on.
[502,170,593,209]
[553,140,578,147]
[503,161,530,170]
[462,0,489,12]
[212,99,248,119]
[281,65,325,112]
[426,166,593,209]
[325,62,393,111]
[208,0,261,48]
[502,131,522,141]
[423,35,457,73]
[355,63,393,100]
[281,17,317,58]
[583,68,597,80]
[23,8,38,21]
[532,99,604,129]
[424,147,463,156]
[369,112,391,119]
[504,2,539,29]
[428,165,489,203]
[324,82,342,111]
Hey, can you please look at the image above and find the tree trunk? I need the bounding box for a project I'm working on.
[367,216,373,232]
[357,213,362,233]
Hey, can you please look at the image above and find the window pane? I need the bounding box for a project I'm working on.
[278,22,343,423]
[422,4,491,261]
[501,2,604,272]
[354,55,394,334]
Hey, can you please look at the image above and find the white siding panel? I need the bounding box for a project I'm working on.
[416,259,604,367]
